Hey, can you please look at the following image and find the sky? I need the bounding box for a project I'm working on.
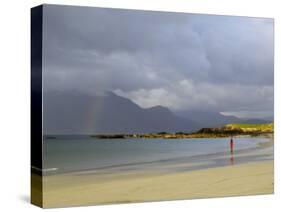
[43,5,274,118]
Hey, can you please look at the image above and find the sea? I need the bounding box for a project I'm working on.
[42,136,273,175]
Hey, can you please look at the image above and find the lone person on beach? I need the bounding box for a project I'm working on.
[230,137,234,154]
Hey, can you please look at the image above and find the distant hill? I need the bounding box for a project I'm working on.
[44,91,272,135]
[240,118,272,124]
[175,110,270,128]
[43,91,199,134]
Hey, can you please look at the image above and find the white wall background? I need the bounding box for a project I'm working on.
[0,0,279,211]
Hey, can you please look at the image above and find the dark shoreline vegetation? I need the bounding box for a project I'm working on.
[44,123,274,140]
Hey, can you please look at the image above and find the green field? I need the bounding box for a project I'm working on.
[225,123,274,132]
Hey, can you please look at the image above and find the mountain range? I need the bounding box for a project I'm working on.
[43,91,271,134]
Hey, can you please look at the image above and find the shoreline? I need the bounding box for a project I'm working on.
[44,132,274,140]
[44,123,274,140]
[41,160,274,208]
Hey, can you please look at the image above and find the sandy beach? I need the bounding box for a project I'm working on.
[41,160,273,208]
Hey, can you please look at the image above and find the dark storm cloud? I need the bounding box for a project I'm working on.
[43,5,274,116]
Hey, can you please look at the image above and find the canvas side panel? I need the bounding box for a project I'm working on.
[31,5,43,208]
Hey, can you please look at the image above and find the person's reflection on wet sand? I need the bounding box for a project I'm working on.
[230,153,234,165]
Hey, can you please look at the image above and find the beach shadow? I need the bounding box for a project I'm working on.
[18,194,30,203]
